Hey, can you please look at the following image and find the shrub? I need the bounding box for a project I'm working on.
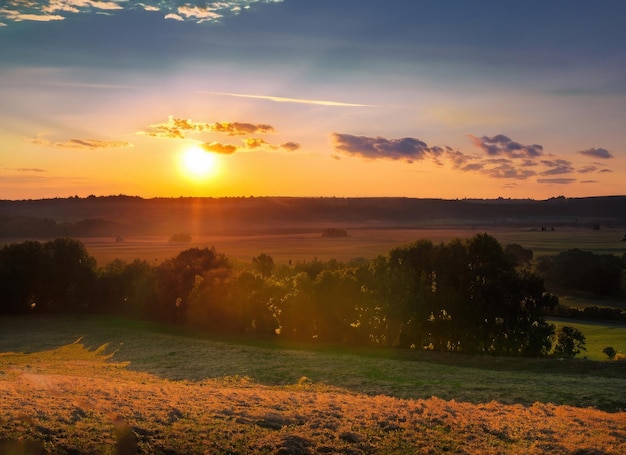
[603,346,617,360]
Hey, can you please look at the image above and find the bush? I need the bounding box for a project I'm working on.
[603,346,617,360]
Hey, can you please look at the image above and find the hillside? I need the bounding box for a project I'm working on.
[1,195,625,238]
[1,315,625,454]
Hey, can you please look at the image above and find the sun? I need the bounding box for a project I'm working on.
[179,145,220,181]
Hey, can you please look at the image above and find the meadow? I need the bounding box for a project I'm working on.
[1,315,626,454]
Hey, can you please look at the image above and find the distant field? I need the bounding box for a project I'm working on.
[62,225,626,265]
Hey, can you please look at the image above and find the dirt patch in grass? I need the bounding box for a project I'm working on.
[1,343,625,454]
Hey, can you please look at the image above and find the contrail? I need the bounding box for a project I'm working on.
[202,91,375,107]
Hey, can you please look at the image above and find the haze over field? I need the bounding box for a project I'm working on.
[1,0,625,200]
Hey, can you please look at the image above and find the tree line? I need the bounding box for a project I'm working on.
[2,234,621,357]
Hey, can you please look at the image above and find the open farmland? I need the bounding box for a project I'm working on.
[1,315,625,454]
[74,225,626,266]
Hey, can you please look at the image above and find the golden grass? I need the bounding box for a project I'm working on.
[1,342,625,454]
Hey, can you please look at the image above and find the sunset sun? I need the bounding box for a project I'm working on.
[179,145,220,181]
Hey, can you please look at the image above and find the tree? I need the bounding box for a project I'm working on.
[603,346,617,360]
[252,254,275,278]
[553,326,586,358]
[40,238,97,312]
[538,249,624,296]
[504,243,533,266]
[0,240,45,313]
[155,247,229,323]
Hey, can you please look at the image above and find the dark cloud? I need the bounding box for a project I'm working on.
[537,178,577,184]
[579,147,614,159]
[578,165,598,174]
[332,133,444,163]
[599,168,613,173]
[482,161,536,180]
[468,134,544,159]
[581,180,599,184]
[281,142,301,151]
[539,159,574,176]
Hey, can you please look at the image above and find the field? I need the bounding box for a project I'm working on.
[1,315,626,454]
[75,225,626,266]
[548,318,626,360]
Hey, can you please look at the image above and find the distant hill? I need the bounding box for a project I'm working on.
[0,195,625,238]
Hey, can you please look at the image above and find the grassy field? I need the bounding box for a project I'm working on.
[549,317,626,361]
[1,315,625,454]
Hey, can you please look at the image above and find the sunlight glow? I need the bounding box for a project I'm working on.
[179,145,220,182]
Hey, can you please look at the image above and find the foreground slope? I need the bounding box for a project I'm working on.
[1,317,626,454]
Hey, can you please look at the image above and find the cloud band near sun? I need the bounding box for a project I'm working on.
[140,117,274,139]
[332,131,613,186]
[0,0,283,25]
[139,116,300,154]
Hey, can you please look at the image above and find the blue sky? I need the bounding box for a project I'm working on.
[1,0,625,199]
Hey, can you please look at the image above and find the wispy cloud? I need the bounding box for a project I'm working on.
[537,178,577,185]
[539,159,575,176]
[12,167,46,173]
[205,91,374,107]
[0,1,283,25]
[26,136,132,150]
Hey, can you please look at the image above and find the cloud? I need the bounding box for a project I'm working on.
[12,167,46,173]
[580,180,599,184]
[537,178,577,184]
[578,165,598,174]
[139,116,299,155]
[200,142,237,155]
[139,117,275,139]
[281,142,300,151]
[332,133,445,163]
[539,159,574,176]
[468,134,544,159]
[481,160,536,180]
[204,91,374,107]
[164,13,183,21]
[177,5,221,23]
[243,138,270,149]
[0,1,284,25]
[26,136,132,150]
[579,147,614,159]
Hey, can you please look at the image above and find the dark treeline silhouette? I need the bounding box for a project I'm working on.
[1,195,625,238]
[2,234,621,356]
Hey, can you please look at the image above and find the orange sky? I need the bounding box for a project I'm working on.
[1,1,625,200]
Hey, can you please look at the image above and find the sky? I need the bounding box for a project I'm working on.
[1,0,625,200]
